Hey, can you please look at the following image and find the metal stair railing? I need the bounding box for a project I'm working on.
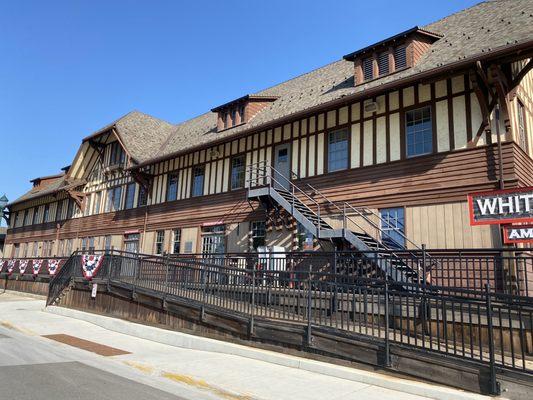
[46,251,80,306]
[247,161,430,283]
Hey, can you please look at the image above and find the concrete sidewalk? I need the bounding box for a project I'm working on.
[0,291,492,400]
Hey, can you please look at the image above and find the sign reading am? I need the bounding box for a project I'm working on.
[467,186,533,226]
[503,225,533,244]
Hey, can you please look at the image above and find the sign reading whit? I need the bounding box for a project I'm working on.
[467,187,533,226]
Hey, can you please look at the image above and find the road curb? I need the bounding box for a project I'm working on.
[46,305,491,400]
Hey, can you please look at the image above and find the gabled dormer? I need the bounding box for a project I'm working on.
[343,26,442,86]
[211,94,278,132]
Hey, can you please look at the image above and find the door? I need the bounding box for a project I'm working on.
[273,143,291,190]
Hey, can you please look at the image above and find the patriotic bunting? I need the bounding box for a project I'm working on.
[18,260,29,275]
[47,259,60,276]
[0,260,6,273]
[81,255,104,280]
[7,260,16,276]
[32,260,44,276]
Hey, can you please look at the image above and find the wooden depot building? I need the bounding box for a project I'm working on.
[3,0,533,259]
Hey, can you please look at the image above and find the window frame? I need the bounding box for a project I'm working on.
[363,57,374,81]
[106,186,123,212]
[166,172,179,202]
[154,230,165,255]
[137,185,148,207]
[327,129,349,173]
[405,106,433,158]
[191,165,205,197]
[125,183,136,209]
[379,207,406,250]
[250,221,266,251]
[230,155,246,190]
[172,228,181,254]
[517,98,529,151]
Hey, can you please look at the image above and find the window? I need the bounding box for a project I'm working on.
[23,210,30,226]
[109,141,125,166]
[43,204,50,223]
[230,155,246,190]
[394,46,407,70]
[201,225,225,254]
[125,183,136,209]
[32,242,38,257]
[124,233,139,253]
[84,194,92,216]
[81,237,88,252]
[239,105,245,123]
[92,192,102,214]
[231,109,237,126]
[65,239,73,256]
[104,235,112,252]
[106,186,122,212]
[222,113,228,129]
[56,200,63,221]
[363,57,374,81]
[155,230,165,255]
[166,173,178,202]
[297,223,314,251]
[406,106,432,157]
[88,237,95,253]
[250,221,266,250]
[328,129,349,172]
[22,243,28,258]
[32,207,39,225]
[13,243,20,258]
[172,229,181,254]
[66,199,75,219]
[378,52,389,76]
[517,100,528,151]
[380,207,405,249]
[192,166,205,197]
[138,185,148,207]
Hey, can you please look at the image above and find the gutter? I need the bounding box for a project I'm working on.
[128,38,533,171]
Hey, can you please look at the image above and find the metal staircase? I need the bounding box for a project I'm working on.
[246,161,426,289]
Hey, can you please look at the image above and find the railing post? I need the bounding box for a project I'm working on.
[249,261,255,338]
[201,262,207,322]
[306,265,313,347]
[384,280,391,367]
[421,244,427,290]
[485,283,500,395]
[343,202,346,232]
[317,205,321,239]
[164,253,170,307]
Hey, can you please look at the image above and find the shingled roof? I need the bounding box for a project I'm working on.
[125,0,532,166]
[9,0,533,206]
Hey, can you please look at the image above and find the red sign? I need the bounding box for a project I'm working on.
[502,224,533,244]
[467,186,533,226]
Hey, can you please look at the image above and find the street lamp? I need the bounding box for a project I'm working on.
[0,194,8,222]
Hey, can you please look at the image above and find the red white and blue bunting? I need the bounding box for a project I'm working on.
[7,260,16,275]
[0,260,6,273]
[18,260,29,275]
[32,260,44,276]
[47,259,60,276]
[81,255,104,280]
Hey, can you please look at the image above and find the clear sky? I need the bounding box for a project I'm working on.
[0,0,480,206]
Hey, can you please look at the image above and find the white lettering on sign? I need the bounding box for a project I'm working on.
[508,228,533,240]
[520,194,533,212]
[476,198,498,215]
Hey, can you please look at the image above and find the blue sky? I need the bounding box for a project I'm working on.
[0,0,479,206]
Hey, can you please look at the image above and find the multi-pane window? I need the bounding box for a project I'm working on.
[65,239,73,256]
[84,194,92,216]
[13,243,20,258]
[394,46,407,69]
[104,235,112,252]
[328,129,349,172]
[92,191,102,214]
[108,141,125,166]
[201,225,225,254]
[378,52,389,76]
[230,155,246,190]
[192,166,205,197]
[43,204,50,223]
[166,173,178,201]
[106,186,122,212]
[138,185,148,207]
[155,230,165,255]
[250,221,266,250]
[406,106,433,157]
[124,233,140,253]
[32,242,38,257]
[172,229,181,254]
[239,105,245,123]
[66,199,75,219]
[88,237,95,253]
[363,58,374,81]
[517,100,528,151]
[297,223,314,251]
[125,183,136,209]
[379,207,405,249]
[81,237,88,252]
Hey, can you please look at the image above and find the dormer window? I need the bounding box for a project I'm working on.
[344,26,441,86]
[108,141,125,166]
[212,94,278,132]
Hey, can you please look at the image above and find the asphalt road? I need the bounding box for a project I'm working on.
[0,325,182,400]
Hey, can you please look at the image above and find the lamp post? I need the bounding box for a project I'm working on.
[0,194,8,224]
